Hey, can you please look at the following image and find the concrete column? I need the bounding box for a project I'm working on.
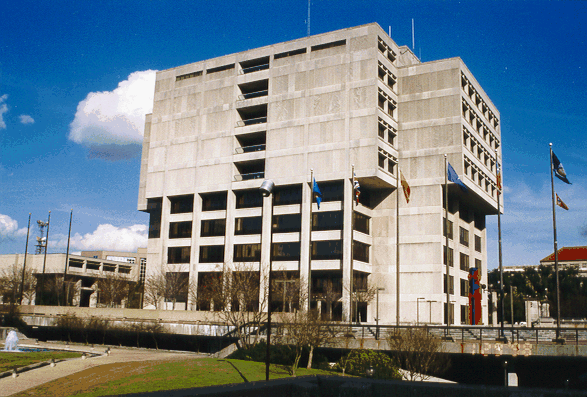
[342,177,353,322]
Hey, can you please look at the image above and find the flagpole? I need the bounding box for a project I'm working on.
[396,165,400,327]
[444,155,451,339]
[350,164,356,323]
[308,169,313,312]
[40,211,51,305]
[19,213,32,304]
[63,209,73,306]
[549,143,562,342]
[496,150,507,343]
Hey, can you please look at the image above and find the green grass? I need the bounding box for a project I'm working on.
[0,351,82,372]
[14,358,337,397]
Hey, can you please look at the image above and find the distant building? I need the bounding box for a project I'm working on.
[81,248,148,284]
[503,246,587,277]
[138,23,501,325]
[0,250,143,307]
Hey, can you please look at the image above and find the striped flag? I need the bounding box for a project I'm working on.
[352,172,360,205]
[400,170,411,203]
[556,193,569,211]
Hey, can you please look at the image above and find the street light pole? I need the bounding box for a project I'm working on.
[260,180,275,382]
[426,300,436,324]
[417,297,425,326]
[375,287,384,339]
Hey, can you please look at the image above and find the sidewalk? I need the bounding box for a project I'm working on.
[0,341,206,396]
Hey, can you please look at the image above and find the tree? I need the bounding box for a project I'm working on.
[98,272,131,308]
[143,268,166,309]
[386,327,449,381]
[0,263,36,305]
[202,263,269,349]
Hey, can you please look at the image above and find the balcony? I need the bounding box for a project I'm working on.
[240,57,270,74]
[234,159,265,182]
[235,131,267,154]
[236,104,268,127]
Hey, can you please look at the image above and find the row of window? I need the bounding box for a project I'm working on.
[443,246,483,272]
[377,36,397,64]
[378,88,397,120]
[170,240,370,264]
[171,211,370,239]
[378,117,397,146]
[463,128,496,173]
[464,156,498,199]
[461,72,499,129]
[378,147,396,175]
[443,220,482,252]
[462,99,500,151]
[175,39,348,83]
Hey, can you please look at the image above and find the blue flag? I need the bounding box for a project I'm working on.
[552,151,571,184]
[312,178,323,209]
[447,162,468,192]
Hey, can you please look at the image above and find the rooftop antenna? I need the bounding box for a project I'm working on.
[307,0,311,36]
[388,25,392,38]
[35,219,48,254]
[412,18,415,51]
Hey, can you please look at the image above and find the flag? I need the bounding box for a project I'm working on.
[552,151,572,184]
[312,178,322,210]
[400,170,411,203]
[556,193,569,211]
[352,172,360,205]
[496,161,502,191]
[447,162,468,192]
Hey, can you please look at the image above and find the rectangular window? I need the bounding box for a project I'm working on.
[201,192,227,211]
[235,217,262,235]
[169,195,194,214]
[460,279,469,297]
[475,235,482,252]
[461,305,469,324]
[274,48,307,59]
[311,240,342,260]
[200,219,226,237]
[273,185,302,206]
[168,246,190,264]
[475,259,482,273]
[272,242,301,261]
[199,245,224,263]
[444,302,454,324]
[444,246,454,267]
[444,219,453,240]
[312,211,343,231]
[206,64,235,74]
[443,274,454,294]
[353,212,370,235]
[460,227,469,247]
[311,39,346,52]
[169,221,192,239]
[460,253,469,271]
[176,71,202,81]
[320,180,344,203]
[234,243,262,262]
[235,190,263,209]
[378,154,386,169]
[165,272,189,303]
[353,241,369,263]
[147,198,162,239]
[272,213,301,233]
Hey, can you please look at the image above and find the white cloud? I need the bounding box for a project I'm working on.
[54,224,148,252]
[19,115,34,124]
[68,70,157,160]
[0,214,28,238]
[0,94,8,130]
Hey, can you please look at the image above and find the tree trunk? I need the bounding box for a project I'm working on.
[307,345,315,369]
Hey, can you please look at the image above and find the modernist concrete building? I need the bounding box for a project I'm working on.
[138,23,501,325]
[0,253,139,307]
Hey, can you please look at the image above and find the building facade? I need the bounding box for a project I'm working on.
[138,23,501,324]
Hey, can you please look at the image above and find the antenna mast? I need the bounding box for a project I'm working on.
[307,0,311,36]
[35,219,48,254]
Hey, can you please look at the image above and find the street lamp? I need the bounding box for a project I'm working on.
[260,179,274,382]
[417,297,425,326]
[426,300,436,324]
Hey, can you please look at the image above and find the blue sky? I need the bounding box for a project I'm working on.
[1,0,585,270]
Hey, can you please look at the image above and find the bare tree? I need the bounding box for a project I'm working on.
[164,271,189,310]
[386,327,450,381]
[42,275,76,306]
[144,265,189,310]
[98,272,131,308]
[202,263,268,349]
[0,263,36,304]
[143,267,167,309]
[345,279,378,323]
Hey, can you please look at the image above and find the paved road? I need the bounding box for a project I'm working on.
[0,341,206,396]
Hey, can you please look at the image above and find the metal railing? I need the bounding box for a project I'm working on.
[234,171,265,181]
[240,64,269,74]
[234,144,266,154]
[238,90,268,100]
[236,117,267,127]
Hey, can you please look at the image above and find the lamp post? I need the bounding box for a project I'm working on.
[375,287,384,340]
[417,297,425,326]
[426,300,436,324]
[259,179,274,382]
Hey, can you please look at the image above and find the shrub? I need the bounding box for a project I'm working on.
[337,349,401,380]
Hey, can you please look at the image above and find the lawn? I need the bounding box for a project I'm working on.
[13,358,336,397]
[0,351,82,372]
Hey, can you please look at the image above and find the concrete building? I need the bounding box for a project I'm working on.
[81,248,148,284]
[138,23,501,324]
[0,253,139,307]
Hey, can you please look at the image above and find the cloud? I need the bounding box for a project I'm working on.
[54,224,148,252]
[0,214,28,238]
[19,115,34,124]
[68,70,157,160]
[0,94,8,130]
